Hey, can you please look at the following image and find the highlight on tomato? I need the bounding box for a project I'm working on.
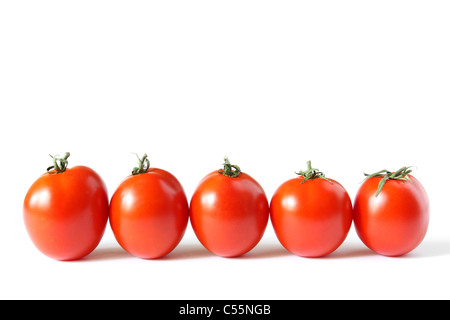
[353,167,429,257]
[270,161,353,258]
[23,152,109,261]
[189,157,269,258]
[109,153,189,259]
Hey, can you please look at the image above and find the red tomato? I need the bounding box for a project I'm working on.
[353,167,429,256]
[190,157,269,257]
[270,161,353,257]
[23,153,109,261]
[109,154,189,259]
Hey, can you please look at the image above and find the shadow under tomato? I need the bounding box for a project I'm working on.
[80,245,133,262]
[75,238,450,261]
[233,243,292,260]
[164,242,292,260]
[397,239,450,259]
[323,239,450,259]
[321,243,376,259]
[159,242,213,260]
[83,242,214,261]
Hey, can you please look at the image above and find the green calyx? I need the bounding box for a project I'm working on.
[47,152,70,174]
[363,166,413,197]
[218,156,241,178]
[295,160,332,184]
[132,153,150,175]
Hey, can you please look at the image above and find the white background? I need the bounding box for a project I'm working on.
[1,1,449,300]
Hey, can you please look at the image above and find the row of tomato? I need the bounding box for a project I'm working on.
[23,153,430,261]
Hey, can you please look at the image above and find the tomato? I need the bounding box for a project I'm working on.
[353,167,429,256]
[270,161,353,257]
[190,157,269,257]
[23,153,109,261]
[109,154,189,259]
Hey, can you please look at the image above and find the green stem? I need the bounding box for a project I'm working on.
[295,160,332,184]
[132,153,150,175]
[218,156,241,177]
[47,152,70,174]
[363,166,413,197]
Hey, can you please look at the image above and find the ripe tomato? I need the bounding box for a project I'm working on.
[23,153,109,261]
[190,157,269,257]
[270,161,353,258]
[353,167,429,256]
[109,154,189,259]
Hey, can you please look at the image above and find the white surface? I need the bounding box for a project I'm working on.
[1,1,449,300]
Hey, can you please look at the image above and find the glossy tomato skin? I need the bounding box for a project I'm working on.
[353,175,429,257]
[270,177,353,257]
[109,168,189,259]
[190,171,269,258]
[23,166,109,261]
